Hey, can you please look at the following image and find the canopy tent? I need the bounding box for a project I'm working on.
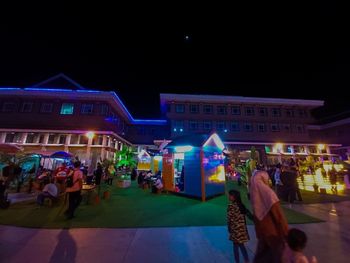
[50,151,73,158]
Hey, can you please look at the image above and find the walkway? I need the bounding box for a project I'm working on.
[1,201,349,263]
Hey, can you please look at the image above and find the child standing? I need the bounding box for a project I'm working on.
[284,228,318,263]
[227,189,252,263]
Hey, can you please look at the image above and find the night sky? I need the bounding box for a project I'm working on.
[0,2,346,119]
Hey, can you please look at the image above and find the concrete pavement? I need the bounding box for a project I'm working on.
[1,201,349,263]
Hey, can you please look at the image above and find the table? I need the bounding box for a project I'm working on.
[81,184,96,204]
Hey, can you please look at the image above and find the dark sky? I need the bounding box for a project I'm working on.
[0,2,346,119]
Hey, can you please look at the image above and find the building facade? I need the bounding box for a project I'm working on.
[160,93,341,165]
[0,75,346,170]
[0,75,168,167]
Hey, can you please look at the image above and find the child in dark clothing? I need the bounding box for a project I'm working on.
[283,228,318,263]
[227,189,253,263]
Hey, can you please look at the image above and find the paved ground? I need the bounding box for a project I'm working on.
[1,201,349,263]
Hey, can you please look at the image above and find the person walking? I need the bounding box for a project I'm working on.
[249,169,289,263]
[65,161,83,220]
[227,189,252,263]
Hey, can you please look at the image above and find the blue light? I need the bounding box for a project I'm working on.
[76,90,102,93]
[224,129,228,133]
[25,88,73,92]
[133,119,167,124]
[111,92,167,125]
[180,128,183,132]
[2,86,167,126]
[0,87,21,90]
[173,128,177,132]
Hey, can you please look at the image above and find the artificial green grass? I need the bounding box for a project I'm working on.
[0,181,322,229]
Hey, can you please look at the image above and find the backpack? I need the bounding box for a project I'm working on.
[66,175,74,188]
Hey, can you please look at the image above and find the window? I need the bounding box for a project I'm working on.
[284,124,291,132]
[26,133,35,143]
[93,136,103,145]
[298,109,308,118]
[271,123,280,132]
[173,120,184,132]
[59,135,66,144]
[81,103,94,114]
[166,104,171,113]
[203,105,213,114]
[296,124,304,133]
[257,123,266,132]
[70,134,79,144]
[216,121,226,131]
[21,102,33,113]
[100,104,109,115]
[272,108,281,117]
[189,121,199,130]
[174,120,184,128]
[5,133,15,143]
[243,123,253,132]
[48,134,56,144]
[2,102,16,112]
[79,135,88,144]
[245,107,255,116]
[217,106,227,115]
[231,106,241,115]
[175,104,185,113]
[258,107,268,117]
[41,103,53,113]
[38,134,45,144]
[60,103,74,115]
[203,121,212,130]
[137,127,146,135]
[231,122,240,132]
[190,104,199,114]
[286,109,294,117]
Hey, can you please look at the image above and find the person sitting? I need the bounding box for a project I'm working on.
[152,177,163,194]
[137,171,146,187]
[36,178,58,206]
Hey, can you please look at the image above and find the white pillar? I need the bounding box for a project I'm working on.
[20,133,28,144]
[0,132,6,143]
[64,134,72,152]
[54,134,60,144]
[34,133,40,144]
[43,134,49,145]
[326,145,331,154]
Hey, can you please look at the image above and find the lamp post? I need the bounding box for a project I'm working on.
[85,131,95,166]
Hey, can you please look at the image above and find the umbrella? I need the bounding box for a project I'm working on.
[0,144,22,154]
[50,151,73,159]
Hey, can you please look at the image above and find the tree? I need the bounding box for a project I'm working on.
[115,146,136,172]
[234,147,258,198]
[0,152,32,192]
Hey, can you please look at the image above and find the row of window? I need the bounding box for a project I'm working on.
[172,121,305,133]
[4,133,121,147]
[0,101,110,116]
[169,104,308,118]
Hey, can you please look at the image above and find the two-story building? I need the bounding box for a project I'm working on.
[0,74,169,168]
[160,93,341,165]
[0,74,344,170]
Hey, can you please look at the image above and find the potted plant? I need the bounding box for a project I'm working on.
[115,146,136,188]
